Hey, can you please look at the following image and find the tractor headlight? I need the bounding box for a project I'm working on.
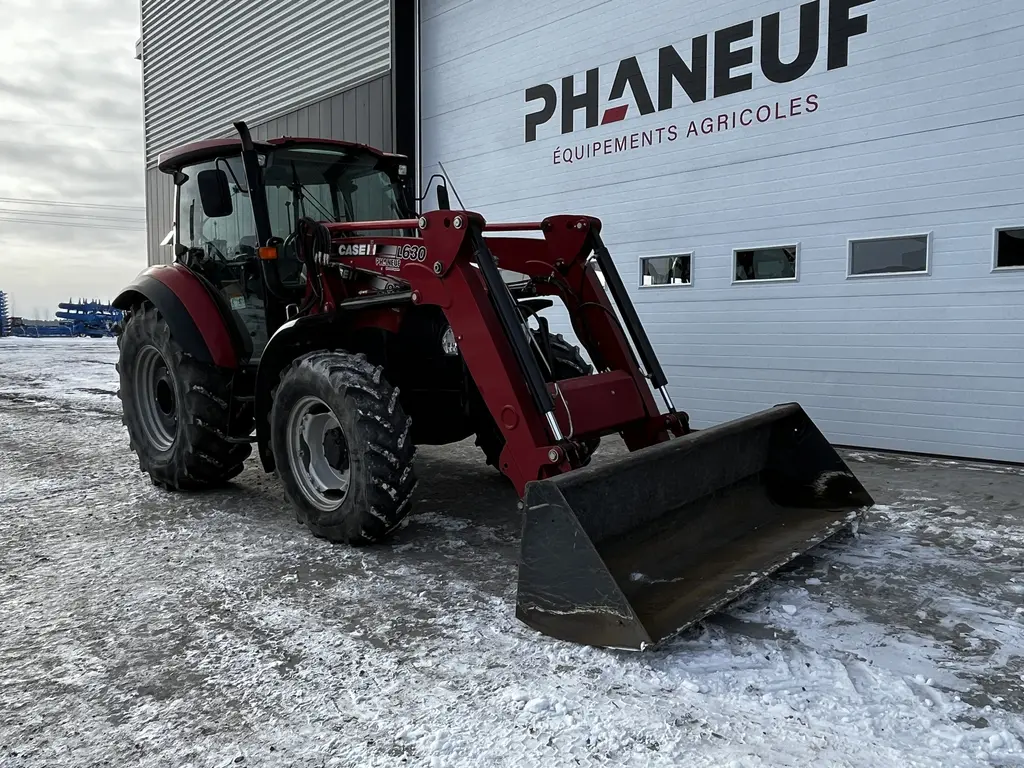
[441,326,459,356]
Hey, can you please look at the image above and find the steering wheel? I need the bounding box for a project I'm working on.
[272,229,311,290]
[282,230,301,262]
[200,239,229,262]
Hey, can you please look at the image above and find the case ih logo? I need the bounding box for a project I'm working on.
[338,242,377,257]
[524,0,873,147]
[336,243,427,261]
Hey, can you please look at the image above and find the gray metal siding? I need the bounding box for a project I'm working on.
[140,0,391,165]
[420,0,1024,463]
[145,168,175,266]
[248,74,394,151]
[147,74,394,265]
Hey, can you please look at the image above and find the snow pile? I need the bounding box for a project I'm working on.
[0,337,120,416]
[0,338,1021,767]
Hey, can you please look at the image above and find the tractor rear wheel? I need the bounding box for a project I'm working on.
[117,302,253,490]
[475,332,601,470]
[270,351,417,545]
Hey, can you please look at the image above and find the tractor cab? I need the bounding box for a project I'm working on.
[158,137,415,363]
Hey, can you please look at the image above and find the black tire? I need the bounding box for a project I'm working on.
[475,331,600,470]
[270,351,417,545]
[117,302,253,490]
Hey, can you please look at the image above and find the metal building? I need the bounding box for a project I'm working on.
[138,0,417,264]
[136,0,1024,463]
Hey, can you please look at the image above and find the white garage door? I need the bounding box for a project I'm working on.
[419,0,1024,464]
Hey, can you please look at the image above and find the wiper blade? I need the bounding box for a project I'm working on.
[299,184,338,222]
[290,160,338,222]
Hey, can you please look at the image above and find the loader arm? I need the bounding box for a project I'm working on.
[318,211,686,494]
[481,220,685,450]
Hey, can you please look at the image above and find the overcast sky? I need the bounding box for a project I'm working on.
[0,0,145,320]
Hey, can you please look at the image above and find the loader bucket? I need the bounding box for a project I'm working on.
[515,403,874,650]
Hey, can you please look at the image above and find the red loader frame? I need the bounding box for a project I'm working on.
[309,210,689,496]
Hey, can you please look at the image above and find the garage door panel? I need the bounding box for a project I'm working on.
[672,352,1023,377]
[419,26,1024,169]
[691,394,1022,436]
[673,375,1024,414]
[420,0,1024,462]
[636,296,1024,319]
[686,402,1024,461]
[656,339,1024,362]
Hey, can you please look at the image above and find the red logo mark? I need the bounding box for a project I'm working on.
[601,105,628,125]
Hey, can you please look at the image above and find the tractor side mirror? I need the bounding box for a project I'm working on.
[436,184,451,210]
[197,168,233,218]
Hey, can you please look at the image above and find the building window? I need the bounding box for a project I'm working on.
[639,254,691,287]
[848,234,930,277]
[733,245,797,282]
[994,227,1024,270]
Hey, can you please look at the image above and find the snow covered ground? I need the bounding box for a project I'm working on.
[1,337,1022,767]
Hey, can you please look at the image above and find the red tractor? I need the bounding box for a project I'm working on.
[114,122,873,649]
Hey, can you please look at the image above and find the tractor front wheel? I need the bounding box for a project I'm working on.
[270,351,417,545]
[117,302,253,490]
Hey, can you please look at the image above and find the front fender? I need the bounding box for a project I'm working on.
[254,312,347,472]
[114,264,240,369]
[517,297,555,318]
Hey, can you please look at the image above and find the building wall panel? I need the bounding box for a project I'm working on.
[139,0,391,165]
[419,0,1024,462]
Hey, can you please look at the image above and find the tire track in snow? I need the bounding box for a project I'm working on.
[1,338,1023,767]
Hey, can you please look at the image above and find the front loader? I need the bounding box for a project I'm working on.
[113,121,873,650]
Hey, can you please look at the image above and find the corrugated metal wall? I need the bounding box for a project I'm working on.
[146,73,395,265]
[140,0,391,166]
[145,168,175,265]
[250,74,393,148]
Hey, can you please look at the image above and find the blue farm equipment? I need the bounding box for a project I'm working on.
[9,319,74,338]
[55,300,124,338]
[4,299,123,338]
[0,291,9,336]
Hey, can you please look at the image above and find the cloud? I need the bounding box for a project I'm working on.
[0,0,146,318]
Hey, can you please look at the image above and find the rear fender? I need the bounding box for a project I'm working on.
[254,312,347,472]
[113,264,240,369]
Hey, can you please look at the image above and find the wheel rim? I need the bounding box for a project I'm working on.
[133,344,178,452]
[286,395,351,512]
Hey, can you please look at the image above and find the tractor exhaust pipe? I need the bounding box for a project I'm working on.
[233,121,273,248]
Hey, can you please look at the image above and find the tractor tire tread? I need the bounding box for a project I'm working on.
[271,350,417,546]
[118,301,253,491]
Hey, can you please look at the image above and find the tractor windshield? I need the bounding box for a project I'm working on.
[262,146,408,238]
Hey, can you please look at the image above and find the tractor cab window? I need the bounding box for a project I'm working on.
[178,156,257,261]
[177,155,271,361]
[261,146,406,239]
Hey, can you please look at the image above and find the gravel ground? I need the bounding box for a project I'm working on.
[1,337,1022,768]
